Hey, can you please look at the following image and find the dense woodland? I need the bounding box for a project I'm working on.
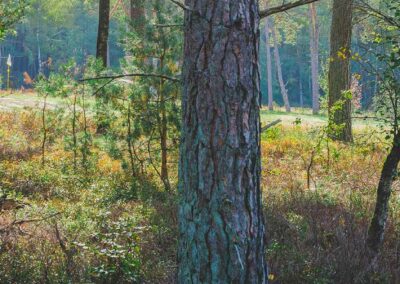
[0,0,399,283]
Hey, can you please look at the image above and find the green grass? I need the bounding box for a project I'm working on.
[261,107,380,129]
[0,93,381,130]
[261,108,327,126]
[0,92,64,110]
[0,92,95,111]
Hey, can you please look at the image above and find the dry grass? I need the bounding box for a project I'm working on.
[262,125,400,283]
[0,107,399,283]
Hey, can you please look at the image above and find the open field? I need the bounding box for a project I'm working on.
[260,107,380,129]
[0,91,64,110]
[0,92,381,130]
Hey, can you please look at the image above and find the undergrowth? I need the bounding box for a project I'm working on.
[0,110,399,283]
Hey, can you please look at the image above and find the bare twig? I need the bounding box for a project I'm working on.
[169,0,193,11]
[0,212,61,234]
[79,73,180,83]
[79,73,180,98]
[260,0,320,19]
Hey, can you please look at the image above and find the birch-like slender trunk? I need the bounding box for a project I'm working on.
[271,19,291,112]
[296,39,304,108]
[265,18,274,111]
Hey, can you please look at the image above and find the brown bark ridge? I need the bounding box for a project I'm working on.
[328,0,353,142]
[265,17,274,111]
[367,137,400,254]
[309,3,320,114]
[96,0,110,67]
[271,19,291,112]
[178,0,267,283]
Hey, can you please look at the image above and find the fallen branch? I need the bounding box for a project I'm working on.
[0,212,61,234]
[261,119,282,132]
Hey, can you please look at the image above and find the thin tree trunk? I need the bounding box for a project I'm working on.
[124,0,145,67]
[178,1,267,282]
[265,18,274,111]
[127,102,136,178]
[296,40,304,108]
[96,0,110,67]
[367,137,400,254]
[41,95,48,166]
[126,102,139,198]
[159,55,170,191]
[328,0,353,142]
[81,84,89,172]
[72,94,77,171]
[36,31,42,74]
[95,0,111,134]
[309,3,320,114]
[271,20,291,112]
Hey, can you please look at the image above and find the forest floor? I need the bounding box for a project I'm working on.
[0,100,397,283]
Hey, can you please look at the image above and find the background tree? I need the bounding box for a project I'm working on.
[265,17,274,111]
[309,2,320,114]
[360,0,400,256]
[328,0,354,142]
[123,0,182,192]
[271,18,291,112]
[130,0,145,31]
[96,0,110,67]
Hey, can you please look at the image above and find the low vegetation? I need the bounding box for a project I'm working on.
[0,101,398,283]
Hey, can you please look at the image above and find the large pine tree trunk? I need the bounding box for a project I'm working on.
[178,1,267,282]
[265,18,274,111]
[328,0,353,142]
[367,137,400,254]
[271,20,291,112]
[309,3,320,115]
[96,0,110,67]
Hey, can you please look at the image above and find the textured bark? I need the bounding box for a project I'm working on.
[367,138,400,254]
[178,0,267,283]
[96,0,110,67]
[271,20,291,112]
[309,3,320,114]
[328,0,353,142]
[265,18,274,111]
